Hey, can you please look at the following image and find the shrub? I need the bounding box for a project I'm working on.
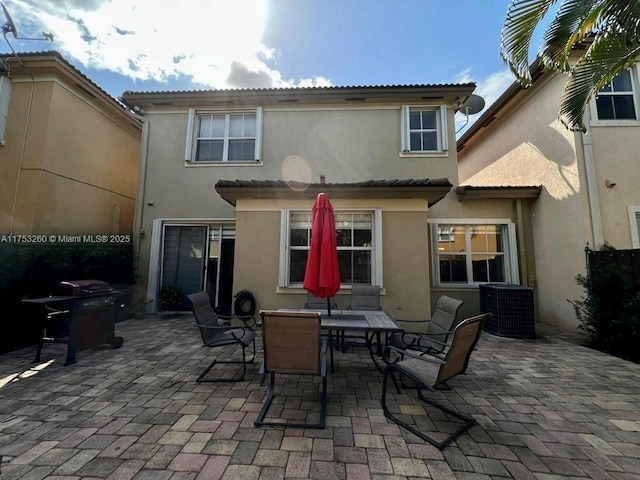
[570,247,640,362]
[158,285,185,312]
[0,243,134,353]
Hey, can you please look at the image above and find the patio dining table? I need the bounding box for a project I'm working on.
[277,309,403,373]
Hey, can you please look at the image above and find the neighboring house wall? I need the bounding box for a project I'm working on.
[0,55,141,236]
[458,74,624,329]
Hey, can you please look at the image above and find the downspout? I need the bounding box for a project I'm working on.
[122,104,149,299]
[515,199,528,285]
[580,108,604,248]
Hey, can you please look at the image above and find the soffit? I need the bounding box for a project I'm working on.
[455,185,542,200]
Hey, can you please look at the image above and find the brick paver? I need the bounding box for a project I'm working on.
[0,317,638,479]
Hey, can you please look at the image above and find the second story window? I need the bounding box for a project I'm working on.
[185,107,262,163]
[595,69,637,120]
[400,105,448,154]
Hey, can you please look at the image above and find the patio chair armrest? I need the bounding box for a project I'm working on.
[388,345,446,365]
[229,326,253,341]
[399,331,449,352]
[394,318,429,325]
[196,324,233,333]
[218,313,257,329]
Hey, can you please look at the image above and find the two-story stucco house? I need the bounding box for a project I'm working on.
[457,62,640,330]
[0,51,142,236]
[122,84,541,320]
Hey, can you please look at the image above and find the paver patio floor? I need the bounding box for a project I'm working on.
[1,315,639,479]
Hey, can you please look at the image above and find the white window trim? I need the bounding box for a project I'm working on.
[428,218,519,287]
[279,208,383,289]
[627,206,640,248]
[185,107,263,163]
[400,105,448,155]
[589,65,640,127]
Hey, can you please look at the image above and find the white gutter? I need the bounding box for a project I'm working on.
[580,109,604,248]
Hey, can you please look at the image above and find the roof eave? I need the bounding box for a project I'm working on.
[457,60,549,153]
[2,51,141,133]
[122,84,476,108]
[216,182,452,207]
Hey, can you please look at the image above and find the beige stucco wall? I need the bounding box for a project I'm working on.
[589,125,640,248]
[232,197,432,320]
[135,104,460,298]
[0,78,140,235]
[458,75,590,330]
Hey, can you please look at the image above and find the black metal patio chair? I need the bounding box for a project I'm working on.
[381,313,489,449]
[187,291,256,383]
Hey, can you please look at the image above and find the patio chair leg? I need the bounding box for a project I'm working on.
[254,372,327,429]
[197,338,256,383]
[381,367,475,450]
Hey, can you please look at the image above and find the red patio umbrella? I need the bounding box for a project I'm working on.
[303,193,341,316]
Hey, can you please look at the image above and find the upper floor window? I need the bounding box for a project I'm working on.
[429,221,518,286]
[595,69,637,121]
[280,209,383,288]
[401,105,448,154]
[185,107,262,163]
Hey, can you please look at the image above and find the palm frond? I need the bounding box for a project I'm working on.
[501,0,559,85]
[560,30,640,130]
[602,0,640,25]
[539,0,600,71]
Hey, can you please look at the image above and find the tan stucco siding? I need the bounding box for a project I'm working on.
[232,197,433,320]
[381,211,431,319]
[458,75,588,330]
[0,81,53,232]
[0,77,140,235]
[138,106,458,227]
[44,83,139,199]
[590,126,640,248]
[262,108,457,183]
[12,169,133,234]
[233,210,282,311]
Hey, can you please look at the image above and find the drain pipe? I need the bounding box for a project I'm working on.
[580,109,604,249]
[121,103,150,303]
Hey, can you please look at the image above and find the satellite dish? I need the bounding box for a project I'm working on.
[1,3,18,38]
[458,94,485,116]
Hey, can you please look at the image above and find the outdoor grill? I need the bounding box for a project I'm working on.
[27,279,124,365]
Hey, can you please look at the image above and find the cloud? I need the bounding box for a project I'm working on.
[226,61,273,89]
[3,0,332,89]
[454,68,515,136]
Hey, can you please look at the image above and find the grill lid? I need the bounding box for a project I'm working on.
[55,280,113,297]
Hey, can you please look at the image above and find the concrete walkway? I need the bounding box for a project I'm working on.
[1,316,639,479]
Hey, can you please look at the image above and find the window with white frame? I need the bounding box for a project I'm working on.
[185,108,262,162]
[595,69,637,120]
[282,209,381,287]
[401,105,448,153]
[430,221,517,285]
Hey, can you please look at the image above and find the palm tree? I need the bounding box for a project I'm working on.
[501,0,640,131]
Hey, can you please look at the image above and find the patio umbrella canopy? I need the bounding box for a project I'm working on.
[303,193,341,316]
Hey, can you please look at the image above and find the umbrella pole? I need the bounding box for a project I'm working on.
[327,297,331,317]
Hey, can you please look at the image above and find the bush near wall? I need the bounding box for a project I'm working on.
[0,243,134,354]
[571,246,640,363]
